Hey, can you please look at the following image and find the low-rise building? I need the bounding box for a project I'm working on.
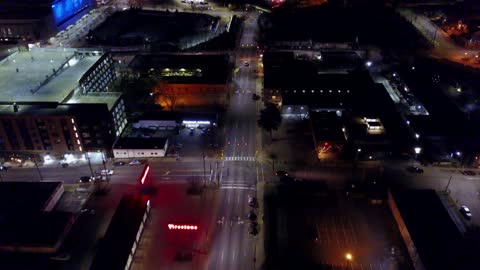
[0,182,73,254]
[0,48,125,160]
[113,137,168,159]
[128,54,230,110]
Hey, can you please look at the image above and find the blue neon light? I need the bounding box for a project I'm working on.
[51,0,93,24]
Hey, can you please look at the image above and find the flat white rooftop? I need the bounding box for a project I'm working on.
[0,50,100,103]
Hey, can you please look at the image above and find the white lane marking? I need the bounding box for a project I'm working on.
[220,186,256,190]
[236,192,241,209]
[220,248,225,265]
[227,190,232,204]
[224,156,255,161]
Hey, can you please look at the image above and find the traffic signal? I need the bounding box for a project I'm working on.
[167,224,198,230]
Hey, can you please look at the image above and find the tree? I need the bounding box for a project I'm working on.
[258,102,282,139]
[153,81,179,111]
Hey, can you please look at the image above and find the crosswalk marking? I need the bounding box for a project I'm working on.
[220,186,256,190]
[224,156,255,161]
[220,182,255,190]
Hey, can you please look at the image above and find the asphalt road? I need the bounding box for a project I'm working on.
[206,13,260,270]
[0,159,208,184]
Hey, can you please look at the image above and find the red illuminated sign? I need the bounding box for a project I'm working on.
[140,164,150,184]
[168,224,198,230]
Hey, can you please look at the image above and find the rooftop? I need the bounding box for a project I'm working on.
[66,92,121,111]
[0,182,73,253]
[0,49,100,103]
[114,137,168,150]
[129,54,230,84]
[0,182,62,214]
[390,189,474,270]
[310,111,346,143]
[0,102,111,118]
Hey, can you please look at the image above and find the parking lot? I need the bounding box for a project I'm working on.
[265,183,412,270]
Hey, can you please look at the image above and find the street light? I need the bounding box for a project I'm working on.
[345,253,353,261]
[412,147,422,167]
[415,133,420,139]
[365,61,372,67]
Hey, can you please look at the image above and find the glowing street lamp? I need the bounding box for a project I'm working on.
[414,147,422,155]
[345,253,353,261]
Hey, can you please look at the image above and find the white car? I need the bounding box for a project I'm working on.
[101,169,114,176]
[129,160,142,165]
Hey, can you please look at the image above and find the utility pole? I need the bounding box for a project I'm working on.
[444,176,453,193]
[202,137,207,188]
[33,157,43,182]
[85,151,94,177]
[102,153,109,182]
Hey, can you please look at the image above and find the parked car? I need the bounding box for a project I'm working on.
[61,162,69,168]
[460,206,472,220]
[406,166,424,174]
[275,170,289,177]
[0,165,9,171]
[461,170,476,176]
[248,196,258,208]
[80,208,95,215]
[129,160,142,165]
[50,252,71,261]
[247,210,257,221]
[79,176,93,183]
[101,169,114,176]
[113,161,126,166]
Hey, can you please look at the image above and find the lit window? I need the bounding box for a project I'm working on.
[71,118,75,124]
[77,139,81,144]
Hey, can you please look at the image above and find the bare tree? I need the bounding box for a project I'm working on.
[153,82,179,110]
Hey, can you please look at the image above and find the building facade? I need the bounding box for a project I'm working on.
[0,103,116,157]
[79,53,116,94]
[0,0,96,42]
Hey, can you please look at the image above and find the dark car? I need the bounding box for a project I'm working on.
[248,223,258,235]
[276,170,289,177]
[247,211,257,221]
[248,196,258,208]
[113,161,126,166]
[306,226,318,242]
[79,176,93,183]
[60,163,69,168]
[406,166,424,174]
[461,170,476,176]
[460,206,472,220]
[252,93,260,100]
[0,165,9,171]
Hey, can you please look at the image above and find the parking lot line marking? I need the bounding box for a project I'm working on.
[342,219,349,245]
[348,218,358,244]
[370,263,374,270]
[324,218,331,244]
[332,217,340,246]
[315,217,322,244]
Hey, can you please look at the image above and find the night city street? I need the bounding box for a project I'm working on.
[2,0,480,270]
